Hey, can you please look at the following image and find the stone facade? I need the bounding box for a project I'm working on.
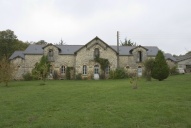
[10,37,176,79]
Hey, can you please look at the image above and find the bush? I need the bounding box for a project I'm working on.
[53,70,59,80]
[76,73,82,80]
[109,68,127,79]
[170,66,178,75]
[22,72,33,81]
[143,59,155,81]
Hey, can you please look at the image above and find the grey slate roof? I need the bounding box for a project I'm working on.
[111,46,159,56]
[9,44,160,60]
[9,51,25,59]
[56,45,83,55]
[175,53,191,62]
[24,45,44,55]
[164,53,177,62]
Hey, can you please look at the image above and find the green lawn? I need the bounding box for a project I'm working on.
[0,75,191,128]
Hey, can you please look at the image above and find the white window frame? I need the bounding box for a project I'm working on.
[94,65,99,74]
[83,65,87,75]
[61,66,66,74]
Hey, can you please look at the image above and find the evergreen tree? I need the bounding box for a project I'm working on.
[151,50,169,81]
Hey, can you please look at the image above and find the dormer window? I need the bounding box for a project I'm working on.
[94,48,100,58]
[49,49,53,57]
[48,49,54,61]
[137,51,142,62]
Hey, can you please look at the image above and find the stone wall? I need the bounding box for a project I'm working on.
[24,55,42,73]
[177,58,191,72]
[11,57,25,80]
[75,39,117,77]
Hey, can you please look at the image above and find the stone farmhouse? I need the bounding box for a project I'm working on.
[9,37,176,80]
[175,53,191,73]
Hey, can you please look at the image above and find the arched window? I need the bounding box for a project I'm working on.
[83,65,87,75]
[94,48,100,58]
[61,66,66,74]
[94,65,99,74]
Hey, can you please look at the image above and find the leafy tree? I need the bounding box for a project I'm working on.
[143,59,155,81]
[186,51,191,55]
[14,40,30,51]
[0,56,15,86]
[0,29,17,59]
[120,38,136,46]
[32,56,50,84]
[0,29,29,60]
[35,40,48,45]
[151,50,169,81]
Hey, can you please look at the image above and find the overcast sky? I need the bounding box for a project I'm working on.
[1,0,191,55]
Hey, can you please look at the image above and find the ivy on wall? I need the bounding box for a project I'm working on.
[66,67,73,80]
[94,56,109,72]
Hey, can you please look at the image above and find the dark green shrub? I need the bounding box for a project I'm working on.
[76,73,82,80]
[66,67,70,80]
[22,72,33,81]
[100,73,106,79]
[143,59,155,81]
[170,66,178,75]
[53,70,59,80]
[109,68,127,79]
[151,50,170,81]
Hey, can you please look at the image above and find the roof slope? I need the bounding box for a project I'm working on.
[164,53,177,62]
[11,44,159,56]
[111,46,159,56]
[24,45,44,55]
[9,51,25,59]
[175,53,191,62]
[56,45,83,55]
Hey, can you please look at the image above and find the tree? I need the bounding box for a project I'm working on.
[0,56,15,86]
[120,38,136,46]
[151,50,169,81]
[32,55,50,84]
[35,40,48,45]
[0,29,29,60]
[143,59,155,81]
[59,38,65,45]
[14,40,30,51]
[0,29,17,59]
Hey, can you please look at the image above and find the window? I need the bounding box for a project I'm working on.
[48,49,54,61]
[61,66,66,74]
[94,65,99,74]
[105,66,110,74]
[94,48,100,58]
[137,51,142,62]
[83,65,87,75]
[48,49,53,57]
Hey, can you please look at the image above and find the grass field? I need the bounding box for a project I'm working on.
[0,74,191,128]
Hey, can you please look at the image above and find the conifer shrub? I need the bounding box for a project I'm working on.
[151,50,169,81]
